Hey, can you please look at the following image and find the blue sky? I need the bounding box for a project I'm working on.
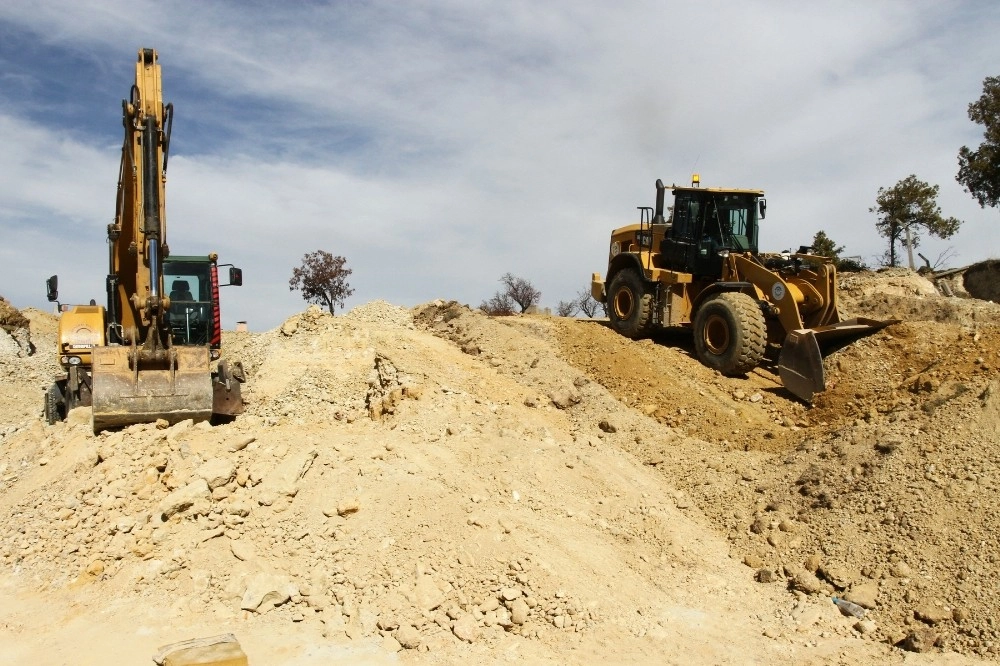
[2,1,998,331]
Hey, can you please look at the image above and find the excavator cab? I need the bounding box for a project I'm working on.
[163,254,243,350]
[164,260,213,346]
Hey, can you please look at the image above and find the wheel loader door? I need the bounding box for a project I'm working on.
[661,193,699,271]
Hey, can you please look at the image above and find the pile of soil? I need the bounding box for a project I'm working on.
[0,276,996,664]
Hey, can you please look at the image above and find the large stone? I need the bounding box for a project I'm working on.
[548,388,581,409]
[501,587,522,601]
[227,436,256,453]
[261,449,318,497]
[395,625,421,650]
[914,602,952,625]
[901,626,939,653]
[67,407,92,428]
[230,539,255,562]
[240,572,297,613]
[156,479,210,521]
[845,581,879,610]
[789,568,826,595]
[196,458,236,490]
[453,614,480,643]
[153,634,247,666]
[818,561,860,589]
[510,598,529,625]
[414,575,445,612]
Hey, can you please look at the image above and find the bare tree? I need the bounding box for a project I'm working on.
[576,288,603,318]
[916,247,957,272]
[481,273,541,316]
[479,292,515,316]
[289,250,354,314]
[556,300,579,317]
[500,273,541,313]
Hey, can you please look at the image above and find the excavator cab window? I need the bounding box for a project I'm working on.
[163,260,213,346]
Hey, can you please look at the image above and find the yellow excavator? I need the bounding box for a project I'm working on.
[44,48,245,432]
[591,176,896,402]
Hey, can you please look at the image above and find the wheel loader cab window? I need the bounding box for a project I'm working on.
[670,193,699,240]
[711,194,758,252]
[163,261,213,346]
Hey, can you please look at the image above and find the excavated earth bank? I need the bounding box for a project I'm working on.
[0,270,997,664]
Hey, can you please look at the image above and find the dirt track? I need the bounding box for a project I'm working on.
[1,270,1000,664]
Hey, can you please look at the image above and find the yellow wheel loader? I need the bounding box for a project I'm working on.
[43,48,245,432]
[591,176,896,402]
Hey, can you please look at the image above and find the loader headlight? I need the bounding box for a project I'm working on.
[69,356,81,365]
[771,283,787,301]
[610,241,621,257]
[717,249,730,258]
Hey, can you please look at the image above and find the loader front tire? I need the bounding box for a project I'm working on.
[607,270,653,338]
[693,292,766,375]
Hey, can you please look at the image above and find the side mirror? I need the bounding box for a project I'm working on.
[46,275,59,302]
[229,266,243,286]
[758,199,767,219]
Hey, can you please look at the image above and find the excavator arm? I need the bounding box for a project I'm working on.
[91,48,214,431]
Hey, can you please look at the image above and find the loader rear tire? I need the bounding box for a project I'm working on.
[693,292,766,375]
[607,270,653,338]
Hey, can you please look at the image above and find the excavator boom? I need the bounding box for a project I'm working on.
[44,49,244,431]
[89,48,218,430]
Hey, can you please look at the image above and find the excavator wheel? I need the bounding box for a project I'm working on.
[607,269,653,338]
[44,383,65,425]
[693,292,766,375]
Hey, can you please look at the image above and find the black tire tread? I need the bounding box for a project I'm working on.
[694,292,766,375]
[607,270,653,338]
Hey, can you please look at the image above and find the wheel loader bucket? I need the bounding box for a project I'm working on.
[91,345,214,433]
[778,318,899,402]
[778,329,825,403]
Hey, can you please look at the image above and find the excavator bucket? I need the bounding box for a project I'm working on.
[91,345,214,433]
[778,318,898,402]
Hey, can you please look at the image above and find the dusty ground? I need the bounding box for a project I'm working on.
[0,268,999,664]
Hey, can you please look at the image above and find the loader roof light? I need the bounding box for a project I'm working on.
[691,173,700,187]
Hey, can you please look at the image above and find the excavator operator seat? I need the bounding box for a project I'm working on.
[170,280,194,302]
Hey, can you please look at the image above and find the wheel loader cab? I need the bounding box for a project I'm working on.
[662,188,761,277]
[164,260,213,346]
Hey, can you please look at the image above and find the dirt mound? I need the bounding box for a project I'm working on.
[961,260,1000,302]
[551,271,1000,659]
[0,296,30,331]
[0,296,34,359]
[0,281,996,663]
